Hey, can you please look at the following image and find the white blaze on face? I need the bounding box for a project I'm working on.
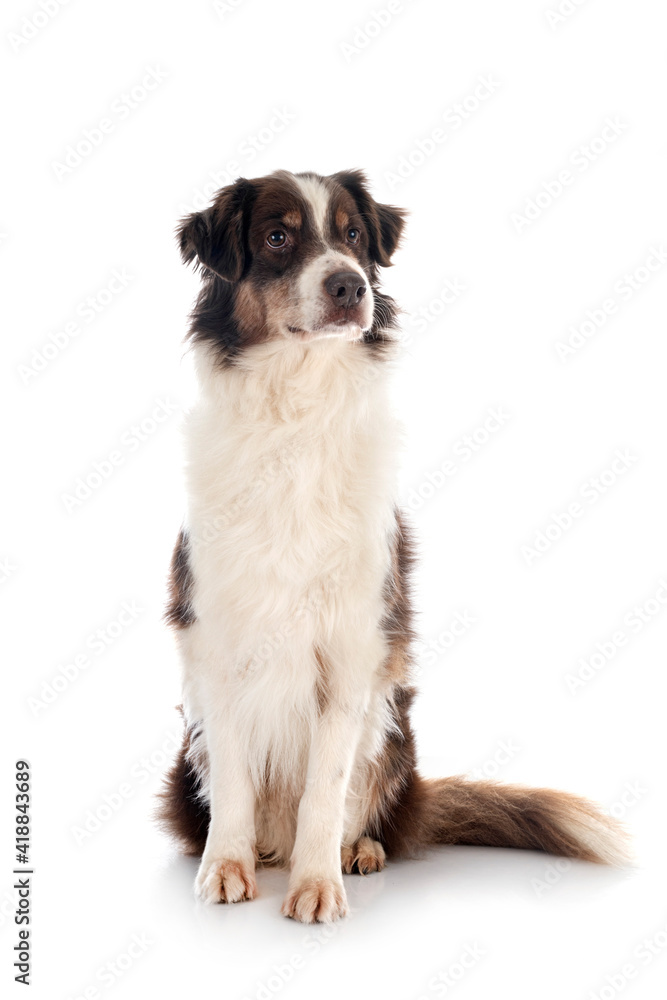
[294,175,329,237]
[292,175,374,339]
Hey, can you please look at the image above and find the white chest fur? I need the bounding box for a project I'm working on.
[180,338,400,799]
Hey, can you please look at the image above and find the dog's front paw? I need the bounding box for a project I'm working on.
[195,856,257,905]
[281,876,349,924]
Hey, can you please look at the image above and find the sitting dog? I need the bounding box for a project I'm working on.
[159,168,629,923]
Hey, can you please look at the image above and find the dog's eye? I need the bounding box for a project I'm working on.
[346,228,360,244]
[267,230,287,248]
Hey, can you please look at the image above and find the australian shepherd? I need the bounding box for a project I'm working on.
[159,169,629,923]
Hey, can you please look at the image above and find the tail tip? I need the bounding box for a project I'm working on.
[560,803,635,868]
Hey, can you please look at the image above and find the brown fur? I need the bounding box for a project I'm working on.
[165,530,196,629]
[176,169,405,366]
[341,837,386,874]
[382,771,629,863]
[282,209,302,228]
[335,207,349,230]
[380,508,417,683]
[156,714,209,855]
[314,646,331,715]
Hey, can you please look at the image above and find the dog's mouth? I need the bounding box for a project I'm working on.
[288,313,370,338]
[287,319,368,340]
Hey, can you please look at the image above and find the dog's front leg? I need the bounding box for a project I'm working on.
[195,711,257,904]
[281,698,365,923]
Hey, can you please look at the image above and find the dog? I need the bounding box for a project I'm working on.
[159,168,630,923]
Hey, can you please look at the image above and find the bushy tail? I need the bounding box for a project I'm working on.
[381,774,632,867]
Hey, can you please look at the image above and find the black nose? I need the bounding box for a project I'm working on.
[324,271,367,308]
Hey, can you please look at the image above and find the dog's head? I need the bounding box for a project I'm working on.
[178,169,406,358]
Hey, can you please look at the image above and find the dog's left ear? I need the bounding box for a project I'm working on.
[177,178,255,281]
[332,169,407,267]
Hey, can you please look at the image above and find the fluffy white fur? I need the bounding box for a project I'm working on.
[179,335,401,919]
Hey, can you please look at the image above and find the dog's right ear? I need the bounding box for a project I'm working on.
[177,178,255,282]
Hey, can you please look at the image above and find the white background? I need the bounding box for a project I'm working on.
[2,0,666,998]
